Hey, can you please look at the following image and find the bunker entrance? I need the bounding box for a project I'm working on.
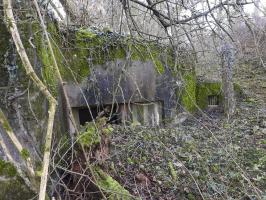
[208,95,219,107]
[72,101,163,130]
[78,104,120,126]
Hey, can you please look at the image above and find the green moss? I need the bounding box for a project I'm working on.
[31,27,177,85]
[41,43,57,93]
[93,167,134,199]
[73,28,168,81]
[210,164,220,174]
[0,178,34,200]
[187,193,196,200]
[33,22,67,95]
[181,72,197,112]
[78,29,98,39]
[102,124,114,135]
[150,53,164,74]
[233,83,245,98]
[196,81,223,109]
[129,43,165,74]
[168,161,178,181]
[0,160,17,177]
[0,109,12,132]
[196,81,244,109]
[32,23,56,94]
[78,122,100,148]
[20,149,30,160]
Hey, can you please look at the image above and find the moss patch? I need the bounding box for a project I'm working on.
[0,160,17,178]
[181,72,197,112]
[0,109,12,132]
[168,161,178,181]
[196,81,223,110]
[78,122,100,148]
[93,167,134,200]
[33,22,64,95]
[70,28,170,82]
[196,81,245,110]
[0,178,34,200]
[20,149,30,160]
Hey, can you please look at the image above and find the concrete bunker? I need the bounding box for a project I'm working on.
[64,59,176,133]
[77,101,163,126]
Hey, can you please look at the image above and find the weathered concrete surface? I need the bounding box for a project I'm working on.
[65,60,179,119]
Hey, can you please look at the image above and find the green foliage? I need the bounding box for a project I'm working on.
[20,149,30,160]
[168,162,178,181]
[78,117,114,148]
[102,124,114,135]
[78,122,100,148]
[242,148,266,170]
[0,160,17,177]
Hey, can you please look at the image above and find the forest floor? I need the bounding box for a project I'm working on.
[104,64,266,200]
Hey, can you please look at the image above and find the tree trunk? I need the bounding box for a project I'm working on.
[221,43,235,119]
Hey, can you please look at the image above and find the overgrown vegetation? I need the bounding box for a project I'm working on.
[1,0,266,199]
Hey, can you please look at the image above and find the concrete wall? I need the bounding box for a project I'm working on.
[64,59,179,125]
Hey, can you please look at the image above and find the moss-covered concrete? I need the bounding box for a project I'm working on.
[0,160,36,197]
[69,28,173,81]
[0,160,17,178]
[181,72,197,112]
[196,81,223,110]
[196,81,244,110]
[0,178,34,200]
[32,22,64,95]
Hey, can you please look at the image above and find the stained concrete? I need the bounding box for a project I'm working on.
[64,59,179,121]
